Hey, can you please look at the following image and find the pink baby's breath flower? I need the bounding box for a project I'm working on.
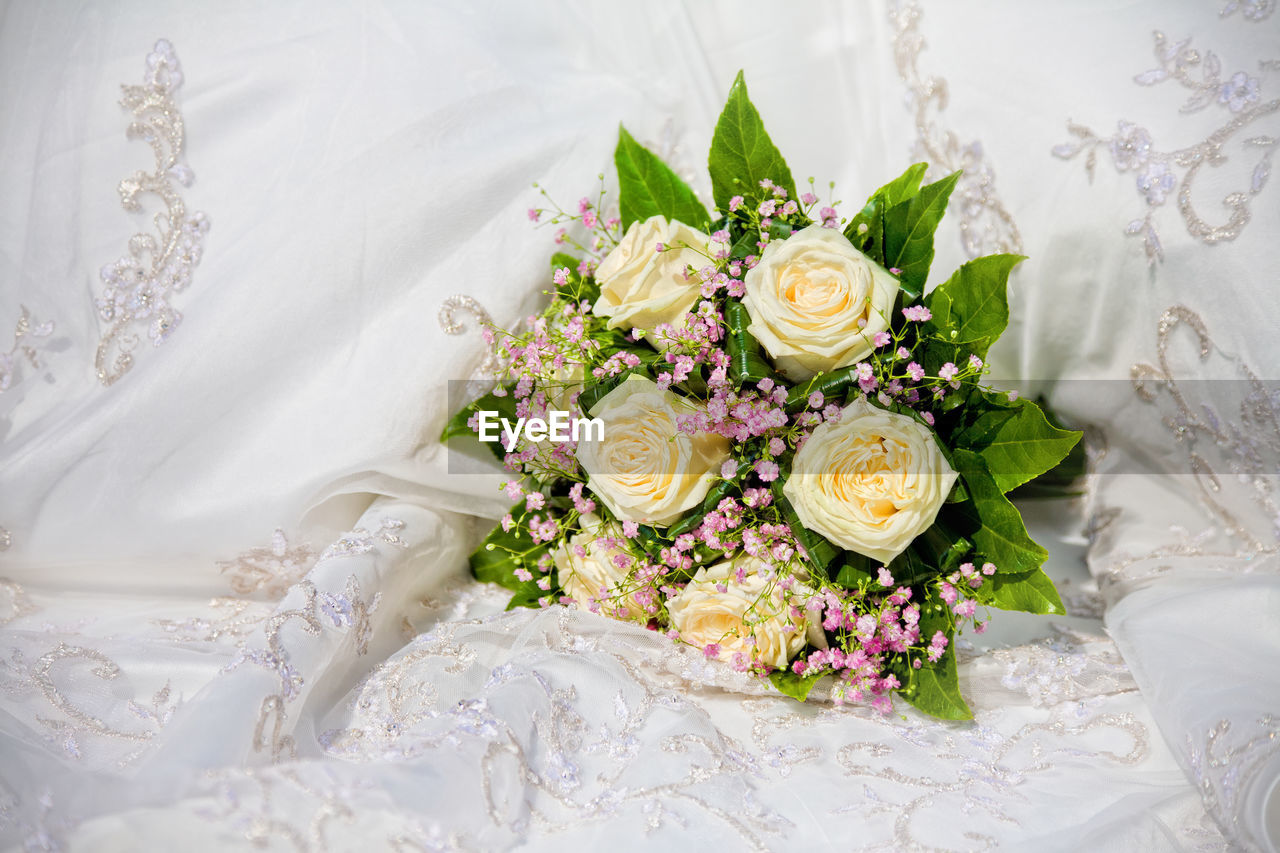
[552,267,570,286]
[902,305,932,322]
[877,567,894,587]
[906,362,925,382]
[801,192,818,206]
[808,391,824,409]
[969,354,984,370]
[704,643,721,659]
[527,207,540,222]
[938,362,959,382]
[504,481,524,501]
[729,195,744,212]
[873,331,892,348]
[897,346,911,360]
[515,568,533,582]
[720,459,738,479]
[755,460,780,482]
[921,411,935,426]
[1007,390,1020,401]
[525,492,545,511]
[982,562,997,576]
[622,520,640,538]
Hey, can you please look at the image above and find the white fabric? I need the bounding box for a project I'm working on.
[0,0,1275,849]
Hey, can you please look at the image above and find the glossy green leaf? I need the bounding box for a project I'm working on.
[615,126,711,231]
[882,171,960,300]
[470,509,552,593]
[708,71,797,214]
[944,449,1048,575]
[973,566,1065,615]
[923,254,1024,361]
[845,162,928,261]
[955,393,1081,494]
[770,669,823,702]
[894,587,971,720]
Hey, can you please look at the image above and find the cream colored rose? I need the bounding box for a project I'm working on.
[593,215,710,336]
[742,223,899,380]
[576,376,729,527]
[666,558,824,669]
[555,517,647,621]
[783,396,958,564]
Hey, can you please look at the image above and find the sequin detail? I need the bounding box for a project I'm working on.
[218,529,318,600]
[95,39,209,386]
[0,306,54,394]
[889,1,1023,258]
[1053,31,1278,264]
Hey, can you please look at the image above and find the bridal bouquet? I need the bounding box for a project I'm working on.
[444,72,1080,719]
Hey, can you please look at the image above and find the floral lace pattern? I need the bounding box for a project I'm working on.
[0,306,54,394]
[218,529,318,600]
[95,39,209,386]
[1053,31,1278,264]
[889,1,1023,258]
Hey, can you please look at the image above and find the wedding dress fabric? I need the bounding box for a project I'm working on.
[0,1,1275,849]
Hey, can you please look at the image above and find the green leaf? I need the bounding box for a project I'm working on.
[955,393,1081,494]
[470,510,552,593]
[894,587,971,720]
[973,566,1065,615]
[551,252,599,304]
[923,254,1024,361]
[441,385,518,462]
[769,669,823,702]
[724,299,775,385]
[882,171,960,300]
[944,449,1048,575]
[668,463,748,538]
[1009,399,1088,499]
[615,126,712,231]
[708,71,797,214]
[772,488,842,573]
[506,578,551,611]
[845,162,928,261]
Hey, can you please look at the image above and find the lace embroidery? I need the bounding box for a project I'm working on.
[1,644,180,766]
[1053,31,1279,264]
[0,306,54,394]
[95,39,209,387]
[218,529,318,600]
[1131,305,1280,556]
[1221,0,1275,23]
[438,295,501,379]
[153,597,270,648]
[888,1,1023,258]
[1190,714,1280,848]
[0,579,38,626]
[992,625,1137,707]
[316,605,1163,850]
[231,518,402,761]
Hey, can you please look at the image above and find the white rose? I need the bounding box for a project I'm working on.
[555,517,648,622]
[576,376,729,527]
[666,558,824,669]
[783,396,958,564]
[593,215,710,336]
[742,223,899,380]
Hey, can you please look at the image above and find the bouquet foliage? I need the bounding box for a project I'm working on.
[444,72,1080,719]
